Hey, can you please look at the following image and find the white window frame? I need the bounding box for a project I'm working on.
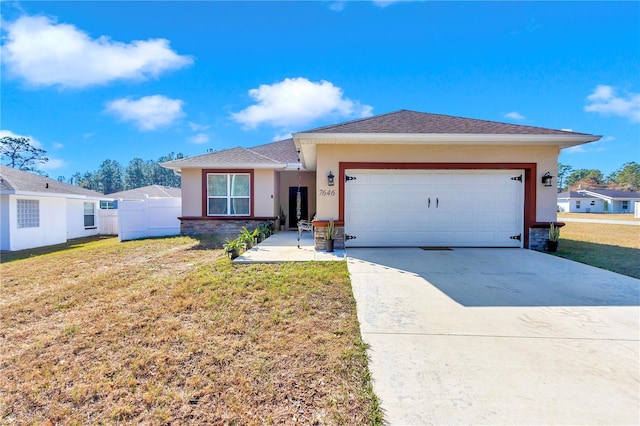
[206,173,251,216]
[621,200,629,210]
[17,199,39,228]
[84,202,96,228]
[576,201,581,209]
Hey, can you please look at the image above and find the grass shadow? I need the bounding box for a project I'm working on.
[0,236,117,264]
[552,239,640,279]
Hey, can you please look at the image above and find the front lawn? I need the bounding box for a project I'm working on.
[0,236,382,424]
[554,222,640,279]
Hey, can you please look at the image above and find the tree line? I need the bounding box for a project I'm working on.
[2,135,638,194]
[558,162,640,192]
[1,135,183,194]
[62,154,184,194]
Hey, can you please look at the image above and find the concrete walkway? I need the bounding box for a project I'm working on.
[347,248,640,425]
[233,231,345,263]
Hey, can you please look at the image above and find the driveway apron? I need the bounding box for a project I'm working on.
[347,248,640,425]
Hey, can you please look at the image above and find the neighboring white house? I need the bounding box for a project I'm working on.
[558,189,640,213]
[0,165,109,251]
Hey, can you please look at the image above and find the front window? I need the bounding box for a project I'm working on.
[576,201,581,209]
[17,199,39,228]
[84,202,96,227]
[207,173,250,216]
[622,201,629,210]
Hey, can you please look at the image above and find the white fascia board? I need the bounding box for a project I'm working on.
[3,190,111,200]
[293,132,601,147]
[163,163,287,171]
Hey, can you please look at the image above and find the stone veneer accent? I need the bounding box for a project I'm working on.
[529,222,564,251]
[181,218,275,239]
[314,226,345,251]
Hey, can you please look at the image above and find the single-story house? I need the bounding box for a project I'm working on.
[103,185,181,209]
[558,189,640,213]
[0,165,109,251]
[162,110,601,250]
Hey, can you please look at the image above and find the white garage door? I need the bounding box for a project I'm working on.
[344,169,524,247]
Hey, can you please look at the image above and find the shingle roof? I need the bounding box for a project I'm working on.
[582,189,640,198]
[163,146,284,168]
[0,165,105,197]
[106,185,181,199]
[302,110,593,136]
[557,191,597,199]
[248,138,299,163]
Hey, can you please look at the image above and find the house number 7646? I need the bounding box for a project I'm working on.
[319,189,336,197]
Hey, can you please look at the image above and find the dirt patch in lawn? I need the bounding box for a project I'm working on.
[0,236,381,424]
[554,222,640,279]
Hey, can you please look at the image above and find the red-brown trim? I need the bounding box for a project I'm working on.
[201,169,255,218]
[338,162,537,248]
[312,219,345,227]
[179,216,277,221]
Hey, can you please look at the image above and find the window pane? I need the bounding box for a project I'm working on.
[84,202,95,215]
[208,175,228,196]
[84,215,95,227]
[230,174,250,196]
[230,198,250,215]
[17,199,39,228]
[209,198,227,215]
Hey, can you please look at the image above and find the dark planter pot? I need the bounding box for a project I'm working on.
[546,240,559,252]
[228,249,240,260]
[326,239,335,253]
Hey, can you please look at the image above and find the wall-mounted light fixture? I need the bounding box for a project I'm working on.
[327,171,335,186]
[541,172,553,187]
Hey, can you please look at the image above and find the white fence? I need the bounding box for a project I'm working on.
[118,197,181,242]
[635,202,640,218]
[98,209,118,235]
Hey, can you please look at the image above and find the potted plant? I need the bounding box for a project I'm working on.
[547,222,560,252]
[240,226,257,249]
[279,208,287,231]
[325,219,337,252]
[223,238,242,259]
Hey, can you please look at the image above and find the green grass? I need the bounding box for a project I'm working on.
[0,236,383,424]
[553,222,640,279]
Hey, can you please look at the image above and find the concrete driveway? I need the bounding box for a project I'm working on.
[347,248,640,425]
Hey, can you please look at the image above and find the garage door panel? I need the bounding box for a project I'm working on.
[345,169,524,248]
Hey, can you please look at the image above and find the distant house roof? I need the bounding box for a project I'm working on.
[106,185,181,200]
[579,189,640,199]
[162,139,298,171]
[0,165,105,198]
[301,110,595,136]
[557,191,597,199]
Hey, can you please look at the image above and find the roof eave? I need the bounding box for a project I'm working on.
[1,190,109,200]
[161,162,288,171]
[293,132,601,146]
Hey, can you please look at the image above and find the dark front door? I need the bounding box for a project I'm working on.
[289,187,308,229]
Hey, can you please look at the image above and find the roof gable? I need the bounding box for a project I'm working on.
[581,189,640,199]
[0,165,105,198]
[302,110,593,136]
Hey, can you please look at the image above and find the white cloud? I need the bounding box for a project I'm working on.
[329,2,346,11]
[272,131,293,141]
[2,15,193,88]
[188,122,210,132]
[0,129,42,148]
[584,85,640,123]
[105,95,185,131]
[39,158,66,170]
[504,111,525,120]
[232,77,373,130]
[52,142,64,149]
[188,133,209,144]
[372,0,401,8]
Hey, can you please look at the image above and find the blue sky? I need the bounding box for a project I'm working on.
[1,1,639,180]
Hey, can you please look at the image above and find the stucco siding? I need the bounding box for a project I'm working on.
[9,195,67,251]
[67,199,100,239]
[315,144,559,222]
[1,195,10,251]
[180,168,202,216]
[253,169,276,217]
